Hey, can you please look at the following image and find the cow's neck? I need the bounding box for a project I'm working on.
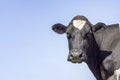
[86,34,102,80]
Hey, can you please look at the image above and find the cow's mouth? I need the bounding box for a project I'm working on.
[71,58,82,63]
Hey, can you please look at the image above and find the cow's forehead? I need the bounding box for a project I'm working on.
[73,19,86,30]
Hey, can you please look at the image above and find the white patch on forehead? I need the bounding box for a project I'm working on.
[115,68,120,80]
[73,20,86,30]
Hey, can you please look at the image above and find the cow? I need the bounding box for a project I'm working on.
[52,15,120,80]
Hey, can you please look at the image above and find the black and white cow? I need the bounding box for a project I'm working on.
[52,15,120,80]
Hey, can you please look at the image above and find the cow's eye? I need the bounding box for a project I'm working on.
[67,33,72,39]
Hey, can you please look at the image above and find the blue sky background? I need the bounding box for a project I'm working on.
[0,0,120,80]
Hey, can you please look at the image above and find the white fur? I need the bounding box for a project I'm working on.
[73,20,86,30]
[115,68,120,80]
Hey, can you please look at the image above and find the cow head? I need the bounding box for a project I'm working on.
[52,15,94,63]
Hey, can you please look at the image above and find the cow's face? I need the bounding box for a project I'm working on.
[52,16,92,63]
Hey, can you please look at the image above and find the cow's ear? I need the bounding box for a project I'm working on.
[52,23,67,34]
[93,22,106,32]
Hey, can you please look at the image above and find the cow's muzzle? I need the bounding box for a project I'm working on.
[67,49,86,63]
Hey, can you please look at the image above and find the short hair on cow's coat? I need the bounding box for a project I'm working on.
[52,15,120,80]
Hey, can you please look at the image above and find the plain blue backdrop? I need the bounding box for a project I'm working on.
[0,0,120,80]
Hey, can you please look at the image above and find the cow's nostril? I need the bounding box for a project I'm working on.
[68,56,74,62]
[67,58,71,61]
[67,54,73,61]
[79,53,82,58]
